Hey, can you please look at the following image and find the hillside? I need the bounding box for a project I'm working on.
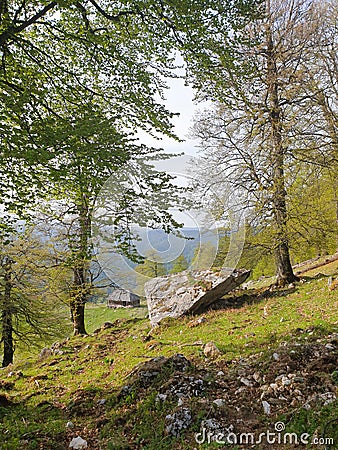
[0,262,337,449]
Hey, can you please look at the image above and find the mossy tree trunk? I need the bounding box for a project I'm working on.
[266,3,299,286]
[1,257,14,367]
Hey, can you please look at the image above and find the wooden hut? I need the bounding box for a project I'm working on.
[107,289,140,308]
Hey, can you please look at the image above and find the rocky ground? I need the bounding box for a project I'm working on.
[102,332,337,449]
[0,266,337,449]
[6,327,334,449]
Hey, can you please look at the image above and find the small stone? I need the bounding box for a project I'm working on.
[234,387,246,395]
[319,392,336,405]
[69,436,88,449]
[272,353,280,361]
[213,399,225,407]
[53,349,64,356]
[165,408,192,437]
[262,400,271,415]
[240,377,253,387]
[281,377,291,386]
[325,343,335,350]
[66,421,74,428]
[97,399,106,405]
[217,371,225,377]
[293,389,303,396]
[177,398,183,406]
[253,372,261,383]
[155,394,167,403]
[39,348,52,359]
[204,342,222,359]
[101,321,114,330]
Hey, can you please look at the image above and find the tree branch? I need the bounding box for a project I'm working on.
[0,2,57,47]
[87,0,135,22]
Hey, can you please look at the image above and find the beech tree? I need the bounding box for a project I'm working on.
[189,0,336,285]
[0,226,67,367]
[0,1,263,332]
[0,1,184,334]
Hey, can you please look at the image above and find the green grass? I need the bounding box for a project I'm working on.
[85,303,148,334]
[1,263,337,449]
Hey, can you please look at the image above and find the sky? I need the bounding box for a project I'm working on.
[139,73,204,157]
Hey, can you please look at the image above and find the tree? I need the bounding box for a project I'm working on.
[190,0,336,285]
[0,1,261,209]
[0,0,264,331]
[0,1,187,334]
[135,250,167,279]
[170,254,189,274]
[0,226,67,367]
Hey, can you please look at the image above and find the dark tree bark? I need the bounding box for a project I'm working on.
[70,196,91,335]
[71,265,88,336]
[266,6,299,286]
[1,257,14,367]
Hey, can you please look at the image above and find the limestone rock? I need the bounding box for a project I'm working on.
[145,268,250,325]
[39,348,52,359]
[204,341,222,359]
[262,400,271,415]
[69,436,87,449]
[165,408,192,436]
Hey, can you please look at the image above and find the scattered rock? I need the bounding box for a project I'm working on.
[138,370,160,387]
[101,322,114,330]
[240,377,253,387]
[69,436,87,449]
[39,348,52,359]
[325,343,335,351]
[118,385,132,400]
[262,400,271,415]
[318,392,336,405]
[162,375,204,399]
[272,352,280,361]
[165,408,192,436]
[97,399,106,405]
[66,421,74,428]
[145,269,250,325]
[213,399,226,407]
[200,419,233,442]
[187,317,207,328]
[253,372,261,383]
[204,342,222,359]
[155,394,167,403]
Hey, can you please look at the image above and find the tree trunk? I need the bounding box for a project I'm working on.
[71,263,88,335]
[72,299,86,336]
[1,258,14,367]
[70,195,91,335]
[266,4,299,286]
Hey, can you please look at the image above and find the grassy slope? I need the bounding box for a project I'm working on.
[0,261,337,449]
